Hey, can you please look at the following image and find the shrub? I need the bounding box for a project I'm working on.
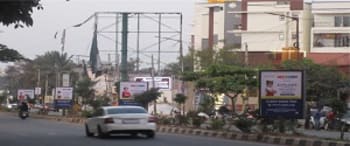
[81,110,93,118]
[210,118,225,130]
[234,116,255,133]
[158,116,173,125]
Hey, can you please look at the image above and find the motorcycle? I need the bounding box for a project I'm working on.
[19,111,29,120]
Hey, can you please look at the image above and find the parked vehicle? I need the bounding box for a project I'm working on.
[84,106,157,138]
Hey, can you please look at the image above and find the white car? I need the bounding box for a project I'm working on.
[85,106,157,138]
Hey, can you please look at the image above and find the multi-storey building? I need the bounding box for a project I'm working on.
[308,1,350,74]
[230,0,306,65]
[192,1,242,51]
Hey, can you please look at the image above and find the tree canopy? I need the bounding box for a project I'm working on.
[281,59,348,103]
[0,0,43,28]
[0,44,25,62]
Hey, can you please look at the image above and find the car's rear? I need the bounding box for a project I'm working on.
[101,106,157,138]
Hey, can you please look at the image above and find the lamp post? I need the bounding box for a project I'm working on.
[266,12,300,49]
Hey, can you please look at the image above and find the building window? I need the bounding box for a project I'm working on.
[277,0,289,5]
[280,15,285,21]
[279,33,284,40]
[314,33,350,47]
[292,33,297,40]
[334,16,350,27]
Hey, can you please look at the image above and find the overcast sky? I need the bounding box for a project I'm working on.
[0,0,348,70]
[0,0,199,69]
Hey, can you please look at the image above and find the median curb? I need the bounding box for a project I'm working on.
[14,113,350,146]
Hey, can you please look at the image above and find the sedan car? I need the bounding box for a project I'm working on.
[85,106,157,138]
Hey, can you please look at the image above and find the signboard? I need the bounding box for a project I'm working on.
[54,100,72,108]
[118,100,141,106]
[17,89,35,101]
[208,0,237,3]
[119,82,148,100]
[259,70,304,119]
[55,87,73,100]
[62,73,70,87]
[134,76,172,90]
[35,87,41,95]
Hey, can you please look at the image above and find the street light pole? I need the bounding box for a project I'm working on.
[266,12,299,49]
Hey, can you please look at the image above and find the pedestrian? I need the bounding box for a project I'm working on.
[326,111,335,130]
[314,109,321,130]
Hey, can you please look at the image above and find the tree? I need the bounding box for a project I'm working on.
[0,44,25,62]
[174,93,188,115]
[134,88,161,109]
[198,93,215,114]
[75,77,96,105]
[4,51,77,101]
[281,59,346,104]
[0,1,43,62]
[0,0,43,28]
[183,64,257,114]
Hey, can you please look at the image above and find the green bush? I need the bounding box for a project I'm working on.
[234,117,255,133]
[186,111,205,128]
[210,118,225,130]
[158,116,173,125]
[192,116,204,128]
[81,110,93,118]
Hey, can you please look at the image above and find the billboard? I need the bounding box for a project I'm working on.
[259,70,304,119]
[119,82,148,100]
[17,89,35,101]
[55,87,73,100]
[134,76,171,90]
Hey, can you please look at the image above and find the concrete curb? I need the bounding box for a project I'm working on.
[157,126,350,146]
[17,113,350,146]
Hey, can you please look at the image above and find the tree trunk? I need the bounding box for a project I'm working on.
[182,104,185,115]
[230,97,235,114]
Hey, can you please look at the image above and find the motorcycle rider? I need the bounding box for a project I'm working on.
[19,101,29,118]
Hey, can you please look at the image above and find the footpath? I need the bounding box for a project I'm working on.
[4,111,350,146]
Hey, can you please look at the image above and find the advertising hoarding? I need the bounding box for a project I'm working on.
[17,89,35,101]
[55,87,73,100]
[119,82,148,100]
[134,76,171,90]
[259,70,305,119]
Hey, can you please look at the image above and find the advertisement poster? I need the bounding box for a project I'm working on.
[119,82,148,100]
[55,87,73,100]
[134,77,172,90]
[17,89,35,101]
[259,70,304,119]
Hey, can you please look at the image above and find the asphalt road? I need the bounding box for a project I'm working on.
[0,112,282,146]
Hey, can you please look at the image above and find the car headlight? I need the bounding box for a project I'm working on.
[7,105,12,109]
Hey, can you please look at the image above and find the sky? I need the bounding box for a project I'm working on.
[0,0,348,70]
[0,0,199,70]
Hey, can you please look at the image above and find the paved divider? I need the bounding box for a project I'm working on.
[22,113,350,146]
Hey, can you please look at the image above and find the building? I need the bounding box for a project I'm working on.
[192,1,242,51]
[308,1,350,75]
[228,0,306,65]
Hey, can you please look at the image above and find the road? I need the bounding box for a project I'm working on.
[297,128,350,140]
[0,112,282,146]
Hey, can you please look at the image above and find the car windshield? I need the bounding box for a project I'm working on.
[107,108,147,115]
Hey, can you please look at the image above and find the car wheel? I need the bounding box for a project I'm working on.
[146,131,155,139]
[85,124,94,137]
[97,126,108,138]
